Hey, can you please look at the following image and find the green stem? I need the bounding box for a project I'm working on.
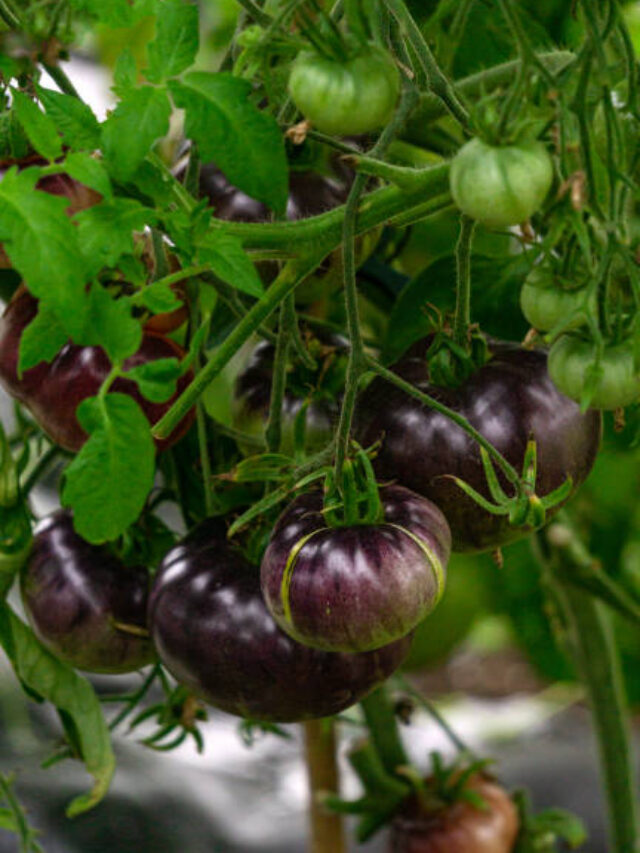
[21,445,61,496]
[151,229,169,282]
[0,0,20,28]
[540,525,638,853]
[265,298,292,453]
[41,61,80,98]
[364,355,521,486]
[383,0,470,130]
[453,214,475,349]
[303,720,346,853]
[359,686,409,776]
[190,292,214,517]
[234,0,273,27]
[495,0,556,84]
[152,253,328,441]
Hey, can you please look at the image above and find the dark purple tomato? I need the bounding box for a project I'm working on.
[148,519,411,722]
[355,339,602,553]
[20,510,154,674]
[0,286,195,452]
[389,776,519,853]
[260,485,451,653]
[232,332,348,455]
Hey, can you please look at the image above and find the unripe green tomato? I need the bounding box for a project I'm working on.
[288,45,401,136]
[548,335,640,410]
[449,139,554,228]
[520,267,595,332]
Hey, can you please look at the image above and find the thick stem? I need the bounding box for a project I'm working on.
[303,720,346,853]
[359,686,409,776]
[540,525,639,853]
[453,214,475,349]
[152,253,328,440]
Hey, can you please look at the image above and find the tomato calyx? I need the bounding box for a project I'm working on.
[423,326,489,389]
[323,444,384,528]
[443,437,573,532]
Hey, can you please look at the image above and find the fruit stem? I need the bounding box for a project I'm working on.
[152,252,329,440]
[265,296,293,453]
[234,0,272,27]
[360,686,409,776]
[383,0,471,131]
[495,0,556,85]
[538,525,639,853]
[303,720,347,853]
[453,213,475,350]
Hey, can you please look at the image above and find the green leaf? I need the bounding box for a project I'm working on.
[68,0,158,27]
[0,168,88,337]
[37,87,101,150]
[11,90,62,161]
[63,152,112,200]
[146,0,199,83]
[0,604,115,816]
[62,394,155,543]
[113,49,138,95]
[123,359,181,402]
[139,280,183,314]
[197,231,263,298]
[0,808,18,831]
[101,86,171,181]
[169,73,288,213]
[80,284,142,364]
[74,198,155,277]
[18,304,67,373]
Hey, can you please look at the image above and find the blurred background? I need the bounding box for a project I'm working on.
[1,0,640,850]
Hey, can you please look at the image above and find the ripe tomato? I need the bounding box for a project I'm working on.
[148,518,412,722]
[548,334,640,410]
[0,287,195,452]
[449,139,554,228]
[519,265,595,332]
[355,339,602,552]
[389,776,519,853]
[260,485,451,653]
[21,510,154,674]
[288,45,401,136]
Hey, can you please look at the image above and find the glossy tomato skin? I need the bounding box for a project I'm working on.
[355,339,602,552]
[232,334,347,455]
[288,45,401,136]
[548,335,640,410]
[148,519,412,722]
[21,510,154,674]
[0,287,195,452]
[449,139,554,228]
[389,777,519,853]
[260,485,450,653]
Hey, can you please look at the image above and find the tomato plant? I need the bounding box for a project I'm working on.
[0,0,637,851]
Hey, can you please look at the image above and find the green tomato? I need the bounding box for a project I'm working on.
[520,266,595,332]
[548,335,640,410]
[401,554,487,671]
[449,138,554,228]
[288,45,401,136]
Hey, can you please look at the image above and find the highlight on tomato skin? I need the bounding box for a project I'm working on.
[0,286,195,453]
[148,518,413,723]
[260,485,451,654]
[355,338,602,553]
[21,509,155,675]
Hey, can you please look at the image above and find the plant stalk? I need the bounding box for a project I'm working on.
[303,720,346,853]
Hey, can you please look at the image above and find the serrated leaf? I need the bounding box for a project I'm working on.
[62,394,155,543]
[63,152,112,200]
[0,168,88,337]
[11,90,62,161]
[80,284,142,363]
[18,304,67,373]
[169,73,287,213]
[113,49,138,96]
[37,87,101,150]
[102,86,171,182]
[123,359,181,402]
[197,231,263,298]
[74,197,155,277]
[0,603,115,816]
[146,0,199,83]
[139,280,183,313]
[68,0,158,27]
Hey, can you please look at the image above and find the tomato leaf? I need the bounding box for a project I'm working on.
[62,394,155,543]
[37,87,101,150]
[146,0,199,83]
[79,284,142,364]
[113,49,138,96]
[123,359,181,402]
[63,152,112,200]
[11,90,62,162]
[18,304,67,373]
[0,168,88,337]
[68,0,158,27]
[139,280,183,314]
[101,86,171,181]
[0,603,115,817]
[196,231,263,298]
[74,198,155,276]
[169,73,288,214]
